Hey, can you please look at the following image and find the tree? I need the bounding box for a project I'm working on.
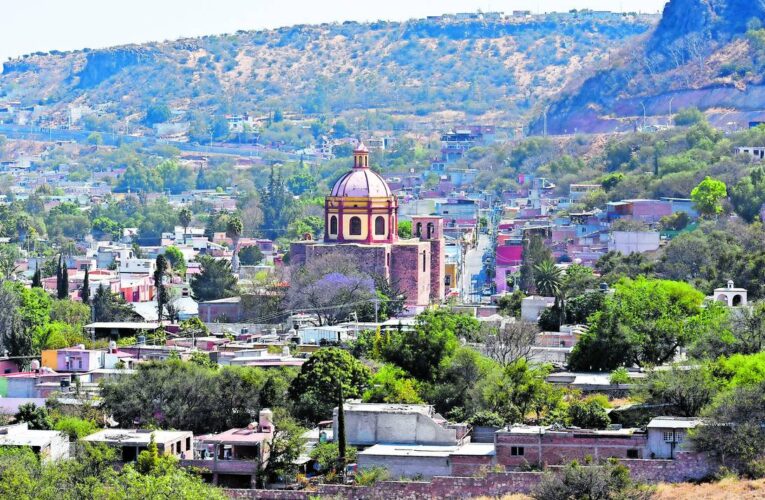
[154,255,169,322]
[163,246,186,276]
[100,361,283,434]
[287,254,375,326]
[81,268,90,306]
[362,364,422,404]
[691,176,727,218]
[673,107,704,126]
[238,245,264,266]
[289,348,370,423]
[497,290,526,318]
[534,260,563,297]
[190,255,238,302]
[14,403,52,430]
[378,309,463,381]
[263,410,307,485]
[0,286,29,358]
[31,268,42,288]
[569,278,706,370]
[92,284,135,323]
[0,244,20,280]
[86,132,104,145]
[310,442,358,476]
[397,220,412,239]
[693,381,765,477]
[533,459,651,500]
[482,358,555,424]
[145,103,172,126]
[520,234,552,293]
[226,215,243,273]
[178,207,192,244]
[636,365,719,417]
[483,320,538,366]
[568,398,610,429]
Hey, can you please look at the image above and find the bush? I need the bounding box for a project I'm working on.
[674,107,705,126]
[467,410,505,428]
[568,398,610,429]
[533,459,652,500]
[355,466,390,486]
[54,417,98,441]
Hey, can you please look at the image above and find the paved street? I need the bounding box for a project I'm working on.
[462,233,492,303]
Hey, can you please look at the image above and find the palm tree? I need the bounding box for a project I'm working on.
[226,215,244,274]
[534,260,566,328]
[534,260,562,298]
[178,207,192,244]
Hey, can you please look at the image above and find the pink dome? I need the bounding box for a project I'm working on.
[331,167,392,197]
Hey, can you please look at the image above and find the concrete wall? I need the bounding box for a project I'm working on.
[358,453,451,479]
[339,409,457,447]
[646,428,694,459]
[608,231,660,254]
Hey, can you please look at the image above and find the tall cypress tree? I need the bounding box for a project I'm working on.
[60,262,69,299]
[154,255,169,322]
[81,268,90,306]
[337,385,346,476]
[56,254,63,298]
[31,268,42,288]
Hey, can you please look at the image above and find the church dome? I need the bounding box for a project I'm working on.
[330,142,392,197]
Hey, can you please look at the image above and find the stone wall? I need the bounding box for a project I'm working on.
[390,242,431,307]
[225,453,713,499]
[225,471,544,499]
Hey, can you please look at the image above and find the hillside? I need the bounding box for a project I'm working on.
[536,0,765,134]
[0,12,655,135]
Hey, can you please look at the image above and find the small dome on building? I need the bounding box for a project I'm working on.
[330,168,392,197]
[330,141,392,197]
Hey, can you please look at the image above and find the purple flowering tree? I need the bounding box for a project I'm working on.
[287,254,376,325]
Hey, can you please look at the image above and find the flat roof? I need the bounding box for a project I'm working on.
[343,402,432,416]
[359,444,461,458]
[647,417,702,430]
[0,429,64,447]
[85,322,160,330]
[197,428,270,445]
[84,429,191,445]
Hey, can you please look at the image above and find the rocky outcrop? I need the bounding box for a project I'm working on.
[536,0,765,134]
[76,47,155,88]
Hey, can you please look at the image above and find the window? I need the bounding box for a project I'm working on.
[663,431,676,443]
[329,216,338,235]
[349,217,362,235]
[511,446,524,456]
[627,449,639,459]
[415,222,422,237]
[375,216,385,236]
[445,276,451,286]
[426,222,434,239]
[422,251,427,272]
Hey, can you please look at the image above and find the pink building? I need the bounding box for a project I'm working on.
[494,241,523,294]
[290,144,445,309]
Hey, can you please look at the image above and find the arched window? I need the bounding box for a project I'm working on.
[415,222,422,237]
[329,216,338,235]
[375,216,385,236]
[426,222,434,239]
[349,216,362,235]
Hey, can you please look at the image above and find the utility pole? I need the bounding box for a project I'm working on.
[543,106,549,137]
[668,96,675,127]
[640,101,647,131]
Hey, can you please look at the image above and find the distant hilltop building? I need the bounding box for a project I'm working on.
[290,142,445,309]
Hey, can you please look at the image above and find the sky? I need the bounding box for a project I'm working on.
[0,0,669,64]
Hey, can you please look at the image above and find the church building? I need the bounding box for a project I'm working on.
[290,142,445,309]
